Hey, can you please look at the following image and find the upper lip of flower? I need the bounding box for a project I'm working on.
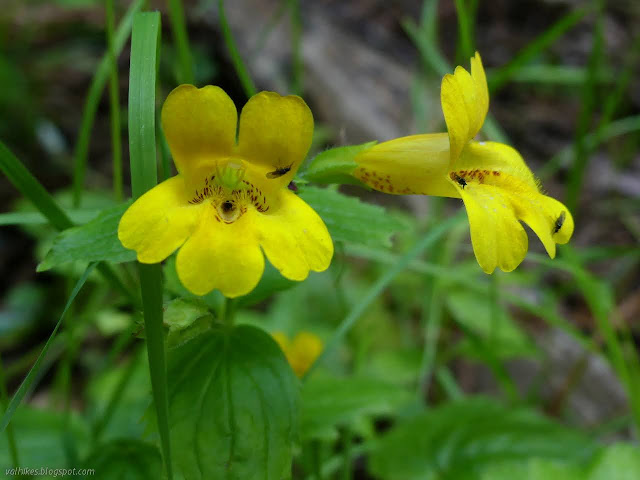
[118,85,333,298]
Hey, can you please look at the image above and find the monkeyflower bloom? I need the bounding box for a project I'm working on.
[273,331,323,377]
[119,86,333,297]
[353,53,573,273]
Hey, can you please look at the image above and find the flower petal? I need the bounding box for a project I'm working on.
[175,207,265,298]
[254,189,333,281]
[457,141,538,189]
[354,133,459,197]
[508,193,574,259]
[161,85,237,174]
[441,53,489,164]
[118,175,202,264]
[471,52,489,129]
[459,184,529,273]
[237,91,313,186]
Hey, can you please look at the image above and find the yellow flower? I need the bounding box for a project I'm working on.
[118,86,334,297]
[353,53,574,273]
[272,331,323,377]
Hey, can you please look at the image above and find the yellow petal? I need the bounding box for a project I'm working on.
[459,184,529,273]
[441,53,489,164]
[289,332,323,377]
[454,141,573,260]
[161,84,237,174]
[118,175,202,264]
[354,133,459,197]
[237,91,313,187]
[507,193,574,259]
[470,52,489,129]
[175,207,265,297]
[254,189,333,281]
[456,141,538,190]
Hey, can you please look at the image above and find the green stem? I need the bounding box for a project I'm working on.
[221,297,236,327]
[106,0,123,200]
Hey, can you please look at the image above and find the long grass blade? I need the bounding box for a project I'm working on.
[0,143,137,305]
[303,211,465,381]
[167,0,194,84]
[488,8,587,92]
[0,263,97,433]
[106,0,123,201]
[128,11,173,479]
[566,0,604,214]
[218,0,257,98]
[72,0,145,207]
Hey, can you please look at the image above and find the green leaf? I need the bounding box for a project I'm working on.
[82,439,162,480]
[163,324,299,480]
[302,142,376,185]
[298,186,409,248]
[446,290,537,359]
[0,407,89,471]
[369,397,596,480]
[587,444,640,480]
[163,298,213,349]
[37,202,134,271]
[301,374,412,441]
[481,458,583,480]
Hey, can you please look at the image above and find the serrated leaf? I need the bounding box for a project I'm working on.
[302,141,376,185]
[369,397,596,480]
[37,202,134,271]
[299,186,408,248]
[164,324,299,480]
[82,439,162,480]
[301,374,413,441]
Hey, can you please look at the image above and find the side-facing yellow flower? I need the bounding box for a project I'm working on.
[118,86,333,297]
[353,53,574,273]
[272,331,323,377]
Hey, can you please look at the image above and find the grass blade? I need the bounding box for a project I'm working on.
[0,263,97,434]
[488,8,587,92]
[72,0,145,207]
[167,0,194,84]
[106,0,123,201]
[0,141,73,230]
[566,0,604,214]
[218,0,257,98]
[304,211,465,381]
[128,11,173,479]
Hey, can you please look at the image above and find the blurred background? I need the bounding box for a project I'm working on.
[1,0,639,477]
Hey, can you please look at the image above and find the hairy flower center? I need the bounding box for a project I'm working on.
[187,163,271,224]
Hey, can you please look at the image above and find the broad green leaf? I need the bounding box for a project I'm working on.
[446,290,537,359]
[37,202,134,271]
[301,374,412,441]
[299,186,409,248]
[163,324,299,480]
[82,439,162,480]
[587,443,640,480]
[369,397,596,480]
[302,142,376,185]
[0,407,89,471]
